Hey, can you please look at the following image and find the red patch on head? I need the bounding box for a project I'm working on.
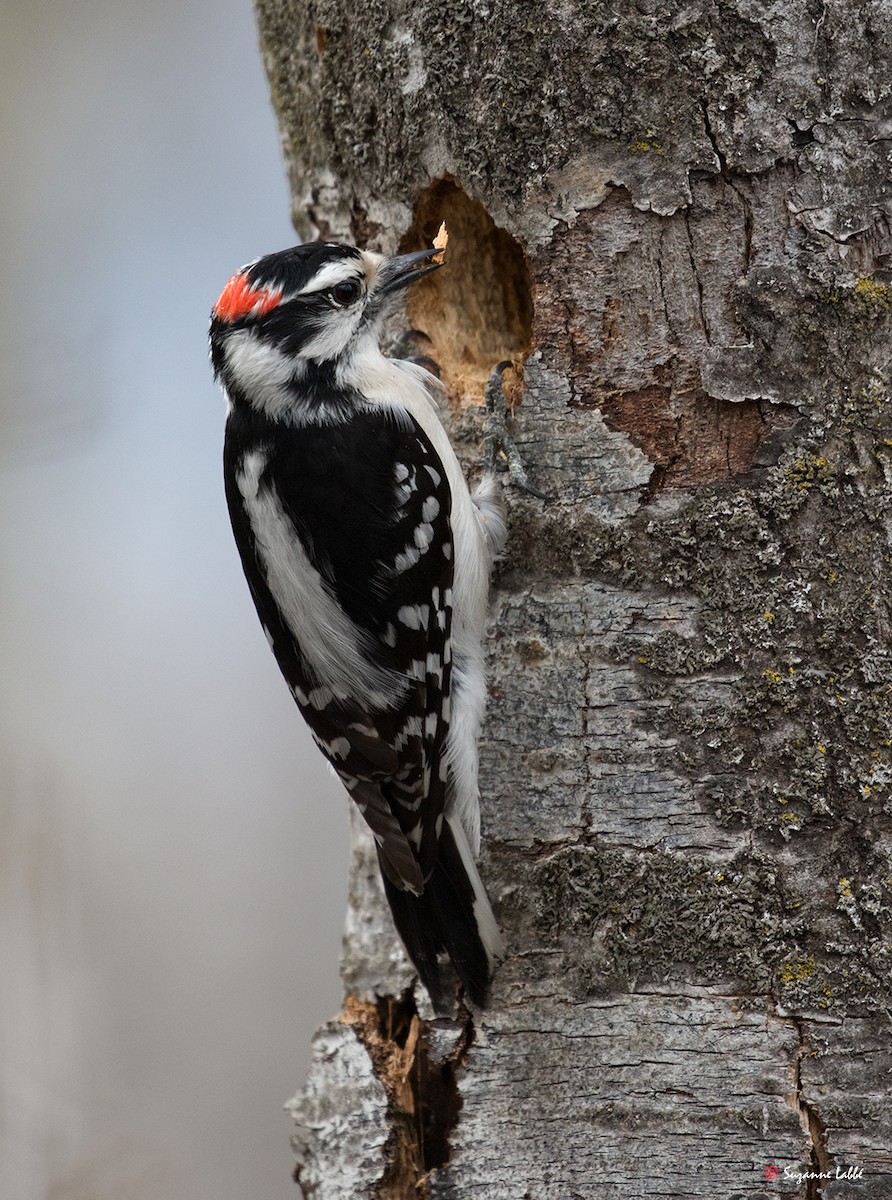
[213,271,283,321]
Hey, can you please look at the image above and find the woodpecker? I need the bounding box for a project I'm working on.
[210,240,505,1010]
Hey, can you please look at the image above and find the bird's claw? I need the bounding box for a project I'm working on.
[388,328,441,377]
[484,362,549,500]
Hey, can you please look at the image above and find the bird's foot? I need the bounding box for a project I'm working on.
[484,362,549,500]
[387,328,441,377]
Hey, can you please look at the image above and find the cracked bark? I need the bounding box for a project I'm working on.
[256,1,892,1196]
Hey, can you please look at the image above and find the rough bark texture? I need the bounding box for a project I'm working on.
[256,1,892,1196]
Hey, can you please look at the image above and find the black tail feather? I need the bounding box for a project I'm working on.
[380,820,493,1011]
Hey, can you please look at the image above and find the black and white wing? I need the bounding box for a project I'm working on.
[224,404,454,895]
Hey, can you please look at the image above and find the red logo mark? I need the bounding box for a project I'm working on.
[764,1165,780,1181]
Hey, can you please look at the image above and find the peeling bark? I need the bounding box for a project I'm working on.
[260,1,892,1195]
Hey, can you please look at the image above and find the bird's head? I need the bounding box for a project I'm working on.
[209,241,442,415]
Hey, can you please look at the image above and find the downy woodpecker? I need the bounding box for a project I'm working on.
[210,241,505,1009]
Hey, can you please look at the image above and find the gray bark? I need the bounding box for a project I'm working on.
[255,1,892,1196]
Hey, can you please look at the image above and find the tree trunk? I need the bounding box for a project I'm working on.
[255,1,892,1196]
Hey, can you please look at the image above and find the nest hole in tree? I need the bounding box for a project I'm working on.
[401,179,534,408]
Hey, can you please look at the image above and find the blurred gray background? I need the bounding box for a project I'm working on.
[0,2,348,1197]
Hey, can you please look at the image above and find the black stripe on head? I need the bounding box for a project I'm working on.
[246,242,363,296]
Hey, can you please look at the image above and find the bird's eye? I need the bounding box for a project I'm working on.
[331,279,362,306]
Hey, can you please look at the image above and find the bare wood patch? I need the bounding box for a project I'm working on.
[341,993,472,1198]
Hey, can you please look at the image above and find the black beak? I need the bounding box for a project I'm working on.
[378,247,444,296]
